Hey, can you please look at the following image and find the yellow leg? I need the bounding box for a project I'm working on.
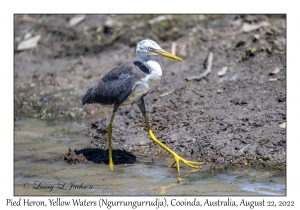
[107,104,120,171]
[148,130,204,173]
[107,122,114,170]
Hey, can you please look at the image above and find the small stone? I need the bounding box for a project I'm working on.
[242,21,270,33]
[270,67,280,75]
[218,66,228,77]
[104,18,115,28]
[268,78,278,82]
[243,23,261,32]
[17,35,41,51]
[69,15,86,27]
[217,89,223,94]
[149,15,168,25]
[69,112,75,118]
[253,34,260,40]
[279,122,286,128]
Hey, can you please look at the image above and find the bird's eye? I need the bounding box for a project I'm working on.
[148,47,153,50]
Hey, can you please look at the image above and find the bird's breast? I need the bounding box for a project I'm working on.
[123,70,162,105]
[140,70,162,92]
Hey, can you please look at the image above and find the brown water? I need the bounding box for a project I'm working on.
[14,119,286,196]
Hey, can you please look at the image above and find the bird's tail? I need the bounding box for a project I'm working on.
[82,87,93,105]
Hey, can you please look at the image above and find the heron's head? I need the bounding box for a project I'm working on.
[136,39,184,62]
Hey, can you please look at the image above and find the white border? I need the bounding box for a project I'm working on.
[3,0,297,209]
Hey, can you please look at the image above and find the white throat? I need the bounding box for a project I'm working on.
[123,56,162,105]
[143,57,162,77]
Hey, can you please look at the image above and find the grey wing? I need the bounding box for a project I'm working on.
[82,73,135,105]
[82,62,144,105]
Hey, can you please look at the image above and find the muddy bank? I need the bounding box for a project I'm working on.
[14,14,286,171]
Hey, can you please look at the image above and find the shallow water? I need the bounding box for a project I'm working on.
[14,119,286,196]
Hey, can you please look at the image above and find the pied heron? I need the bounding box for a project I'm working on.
[82,39,204,173]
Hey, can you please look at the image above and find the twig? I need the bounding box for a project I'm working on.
[239,144,251,153]
[159,91,172,97]
[171,42,177,55]
[15,16,42,24]
[186,52,213,81]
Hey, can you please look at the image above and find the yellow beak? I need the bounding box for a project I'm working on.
[158,49,184,62]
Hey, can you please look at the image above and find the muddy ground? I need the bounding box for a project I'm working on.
[14,14,286,172]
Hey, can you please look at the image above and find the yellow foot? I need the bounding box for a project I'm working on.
[109,162,114,171]
[109,157,114,171]
[148,129,204,174]
[168,153,204,174]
